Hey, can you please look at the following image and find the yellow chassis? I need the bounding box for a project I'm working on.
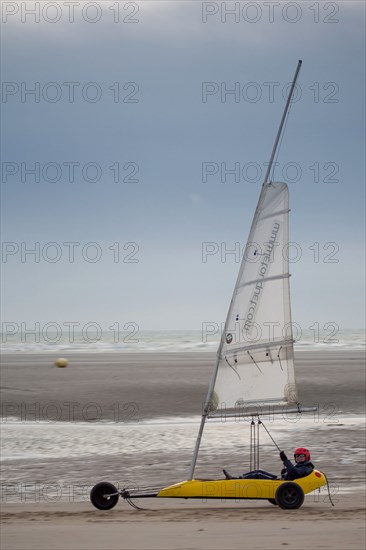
[90,470,327,510]
[157,470,326,500]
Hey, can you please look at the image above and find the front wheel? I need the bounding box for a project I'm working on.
[268,498,277,505]
[275,482,304,510]
[90,482,119,510]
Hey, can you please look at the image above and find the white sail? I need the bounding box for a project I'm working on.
[209,182,297,417]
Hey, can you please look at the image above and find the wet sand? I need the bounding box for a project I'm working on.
[1,350,365,549]
[1,350,365,420]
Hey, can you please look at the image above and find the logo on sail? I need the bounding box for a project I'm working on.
[226,333,233,344]
[243,221,281,334]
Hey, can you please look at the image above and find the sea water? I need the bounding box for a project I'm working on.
[1,328,365,353]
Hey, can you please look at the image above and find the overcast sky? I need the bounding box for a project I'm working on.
[1,0,365,333]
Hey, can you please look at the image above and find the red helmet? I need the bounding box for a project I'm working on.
[294,447,310,461]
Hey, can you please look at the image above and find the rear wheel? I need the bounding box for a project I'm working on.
[90,482,119,510]
[275,482,304,510]
[268,498,277,505]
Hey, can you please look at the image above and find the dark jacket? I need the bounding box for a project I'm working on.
[282,459,314,480]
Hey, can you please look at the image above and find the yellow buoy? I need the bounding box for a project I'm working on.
[55,358,68,368]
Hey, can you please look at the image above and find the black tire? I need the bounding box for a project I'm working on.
[268,498,277,505]
[90,482,119,510]
[275,482,304,510]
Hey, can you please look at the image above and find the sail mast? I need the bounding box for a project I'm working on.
[263,60,302,185]
[188,60,303,481]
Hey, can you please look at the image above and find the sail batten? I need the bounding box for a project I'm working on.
[237,272,290,290]
[259,208,290,221]
[208,182,297,417]
[221,338,294,357]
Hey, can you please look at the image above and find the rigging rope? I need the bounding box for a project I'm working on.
[254,420,256,470]
[125,496,146,511]
[258,419,281,452]
[247,351,263,373]
[277,346,284,371]
[323,473,335,507]
[249,419,263,470]
[249,420,253,471]
[257,419,260,470]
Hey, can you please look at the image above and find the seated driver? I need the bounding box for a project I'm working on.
[223,446,314,480]
[280,447,314,480]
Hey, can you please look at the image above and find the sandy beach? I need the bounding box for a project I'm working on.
[2,350,365,420]
[1,350,365,549]
[1,494,365,550]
